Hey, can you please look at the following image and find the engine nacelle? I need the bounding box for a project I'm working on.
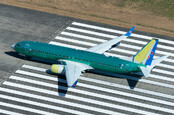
[51,64,65,74]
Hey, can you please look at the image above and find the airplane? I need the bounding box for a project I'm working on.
[11,26,168,87]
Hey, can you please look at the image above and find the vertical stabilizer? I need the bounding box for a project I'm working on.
[133,39,158,65]
[133,39,168,78]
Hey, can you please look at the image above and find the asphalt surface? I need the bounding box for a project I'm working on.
[0,4,174,115]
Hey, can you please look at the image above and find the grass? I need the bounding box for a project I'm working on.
[115,0,174,20]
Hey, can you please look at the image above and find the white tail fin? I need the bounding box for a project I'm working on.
[139,55,168,78]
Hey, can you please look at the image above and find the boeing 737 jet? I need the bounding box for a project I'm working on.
[11,26,168,87]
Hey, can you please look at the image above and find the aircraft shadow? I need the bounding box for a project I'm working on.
[46,70,68,97]
[5,51,25,60]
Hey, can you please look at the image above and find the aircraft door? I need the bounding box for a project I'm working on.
[24,44,31,55]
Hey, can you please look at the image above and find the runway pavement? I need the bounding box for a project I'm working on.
[0,4,174,115]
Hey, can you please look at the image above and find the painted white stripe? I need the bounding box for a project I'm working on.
[72,22,174,47]
[55,36,96,46]
[7,76,164,115]
[15,70,66,83]
[0,101,57,115]
[0,92,91,115]
[153,68,174,76]
[14,71,174,108]
[123,39,174,51]
[149,74,174,82]
[61,32,106,42]
[6,77,174,114]
[4,79,144,115]
[22,64,174,100]
[67,27,116,38]
[16,67,174,89]
[157,63,174,70]
[49,41,86,50]
[22,64,47,72]
[0,86,125,115]
[66,26,174,57]
[22,65,47,72]
[62,31,174,52]
[0,109,24,115]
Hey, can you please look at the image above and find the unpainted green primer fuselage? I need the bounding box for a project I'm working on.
[13,41,143,74]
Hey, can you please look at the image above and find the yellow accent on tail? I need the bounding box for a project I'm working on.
[134,39,155,63]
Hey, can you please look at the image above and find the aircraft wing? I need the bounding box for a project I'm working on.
[86,26,135,54]
[62,60,93,87]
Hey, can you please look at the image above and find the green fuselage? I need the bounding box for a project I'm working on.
[13,41,142,74]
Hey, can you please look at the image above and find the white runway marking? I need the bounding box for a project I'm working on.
[72,22,174,47]
[14,70,174,113]
[22,64,174,100]
[5,76,162,115]
[0,101,57,115]
[3,79,139,115]
[0,108,25,115]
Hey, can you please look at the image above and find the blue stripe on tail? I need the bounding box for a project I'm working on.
[145,39,158,65]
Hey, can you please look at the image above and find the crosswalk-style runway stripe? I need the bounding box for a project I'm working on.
[49,41,174,87]
[67,27,116,38]
[5,76,163,115]
[61,27,174,56]
[61,31,105,42]
[15,69,173,107]
[22,64,174,100]
[4,78,146,115]
[0,87,126,115]
[0,101,57,115]
[3,80,116,115]
[0,108,24,115]
[61,31,174,52]
[0,94,64,115]
[72,22,174,46]
[14,69,174,114]
[66,26,174,53]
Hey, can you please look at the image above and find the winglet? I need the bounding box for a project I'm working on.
[124,26,135,37]
[71,80,78,88]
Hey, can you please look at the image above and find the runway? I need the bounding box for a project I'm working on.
[0,4,174,115]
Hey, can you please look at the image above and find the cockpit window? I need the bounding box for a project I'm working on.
[17,43,20,47]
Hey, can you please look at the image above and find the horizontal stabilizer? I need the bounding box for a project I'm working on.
[139,55,168,78]
[151,55,168,68]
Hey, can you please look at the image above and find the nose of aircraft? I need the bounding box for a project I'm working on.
[11,44,15,49]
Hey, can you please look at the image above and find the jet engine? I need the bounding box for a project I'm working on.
[51,64,65,74]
